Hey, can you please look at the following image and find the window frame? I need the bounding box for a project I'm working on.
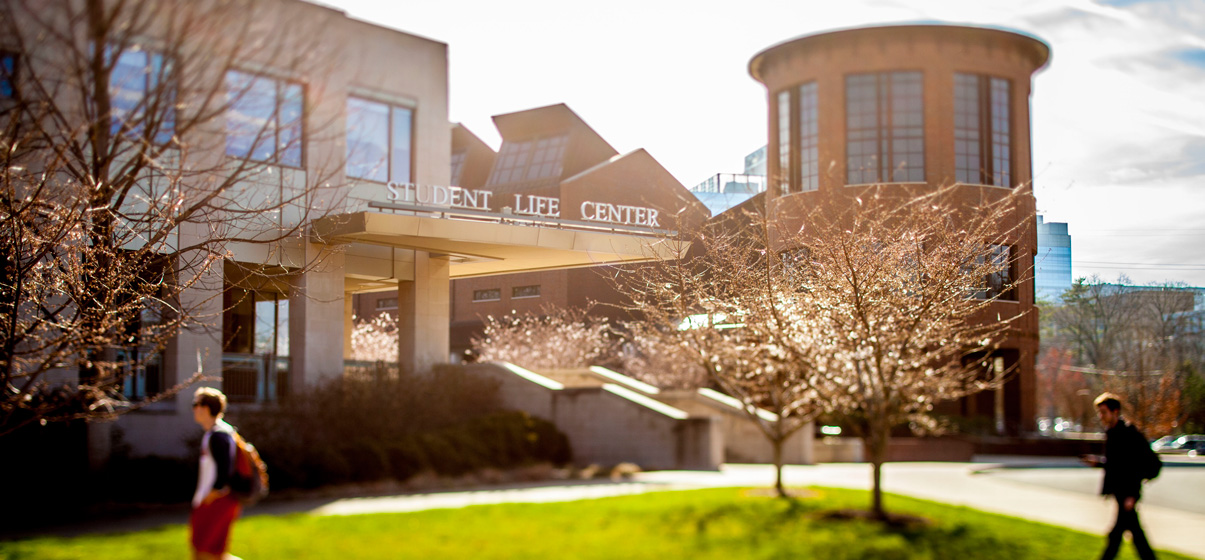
[976,244,1018,302]
[954,73,1012,187]
[106,45,177,145]
[773,82,820,195]
[845,71,926,185]
[472,288,501,303]
[1,51,17,100]
[511,285,541,299]
[449,150,467,187]
[375,297,398,310]
[345,95,414,184]
[486,134,568,186]
[225,69,305,168]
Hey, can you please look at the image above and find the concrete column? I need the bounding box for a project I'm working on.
[344,294,355,360]
[110,243,223,459]
[398,251,450,375]
[289,243,346,389]
[167,258,225,413]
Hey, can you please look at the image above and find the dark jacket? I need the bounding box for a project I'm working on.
[1100,419,1150,499]
[209,429,235,491]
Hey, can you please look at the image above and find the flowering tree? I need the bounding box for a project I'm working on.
[794,187,1026,517]
[614,212,832,497]
[470,304,617,371]
[613,185,1026,514]
[350,313,399,364]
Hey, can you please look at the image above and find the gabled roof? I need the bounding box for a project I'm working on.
[492,103,617,154]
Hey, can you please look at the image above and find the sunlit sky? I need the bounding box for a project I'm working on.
[329,0,1205,287]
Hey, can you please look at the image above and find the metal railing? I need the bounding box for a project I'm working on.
[221,353,288,403]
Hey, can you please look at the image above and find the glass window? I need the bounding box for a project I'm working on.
[486,135,567,186]
[990,78,1011,188]
[108,47,174,144]
[119,348,163,400]
[775,82,819,194]
[254,297,289,357]
[846,71,924,184]
[2,52,17,98]
[375,297,398,310]
[977,244,1016,300]
[473,288,501,302]
[798,82,819,192]
[226,70,304,166]
[777,90,790,194]
[450,151,467,187]
[512,285,540,299]
[347,99,413,183]
[955,73,1011,187]
[346,97,390,182]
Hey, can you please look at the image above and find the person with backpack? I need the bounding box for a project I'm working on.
[1080,392,1159,560]
[191,387,243,560]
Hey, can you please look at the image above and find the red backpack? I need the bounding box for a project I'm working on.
[229,431,269,505]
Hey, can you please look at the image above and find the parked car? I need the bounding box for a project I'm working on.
[1152,434,1205,457]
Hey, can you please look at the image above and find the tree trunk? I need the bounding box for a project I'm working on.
[773,436,786,498]
[866,422,889,519]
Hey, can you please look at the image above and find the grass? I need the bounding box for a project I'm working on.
[0,487,1195,560]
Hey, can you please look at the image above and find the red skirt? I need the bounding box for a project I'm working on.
[190,492,242,554]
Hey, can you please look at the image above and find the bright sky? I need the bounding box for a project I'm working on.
[329,0,1205,287]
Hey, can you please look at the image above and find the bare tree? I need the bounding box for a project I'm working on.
[470,304,618,371]
[1045,277,1204,435]
[0,0,343,435]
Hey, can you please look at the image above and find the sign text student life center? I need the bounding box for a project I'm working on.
[384,182,662,228]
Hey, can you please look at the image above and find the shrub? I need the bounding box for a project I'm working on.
[231,372,571,491]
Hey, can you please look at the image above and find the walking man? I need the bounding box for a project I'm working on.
[1081,392,1157,560]
[191,387,243,560]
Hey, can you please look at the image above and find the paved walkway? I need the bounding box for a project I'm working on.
[10,459,1205,558]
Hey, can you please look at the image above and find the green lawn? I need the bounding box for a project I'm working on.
[1,487,1194,560]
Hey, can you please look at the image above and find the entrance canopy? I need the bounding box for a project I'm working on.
[312,202,686,285]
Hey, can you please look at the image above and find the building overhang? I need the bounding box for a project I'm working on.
[312,207,686,281]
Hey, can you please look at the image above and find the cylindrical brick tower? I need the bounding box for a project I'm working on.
[749,24,1050,435]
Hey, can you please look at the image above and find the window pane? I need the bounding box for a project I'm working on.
[375,297,398,309]
[798,82,819,192]
[450,151,466,186]
[0,53,14,98]
[254,298,277,355]
[150,53,175,145]
[390,106,413,183]
[990,77,1011,187]
[226,71,276,161]
[275,300,289,357]
[512,285,540,298]
[279,82,303,167]
[890,72,924,181]
[346,97,389,182]
[110,49,148,136]
[845,74,881,184]
[777,89,790,193]
[473,288,501,302]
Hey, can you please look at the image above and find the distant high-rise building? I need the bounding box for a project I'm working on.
[690,146,769,215]
[1035,215,1072,303]
[744,146,767,176]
